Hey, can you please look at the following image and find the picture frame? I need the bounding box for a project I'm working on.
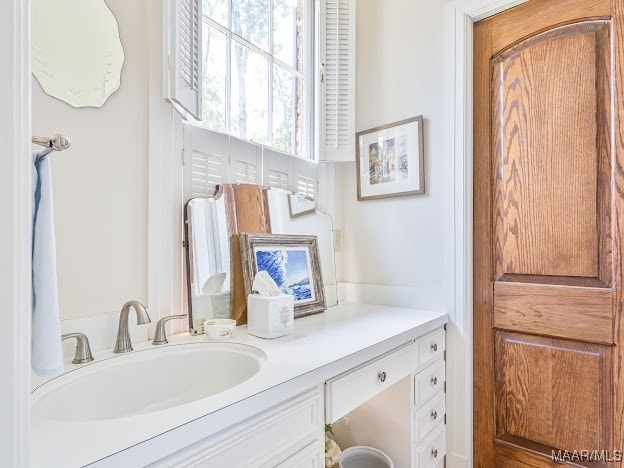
[288,193,316,218]
[239,233,326,317]
[356,115,425,200]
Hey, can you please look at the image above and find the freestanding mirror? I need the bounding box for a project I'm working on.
[185,196,232,333]
[265,189,338,306]
[185,185,337,334]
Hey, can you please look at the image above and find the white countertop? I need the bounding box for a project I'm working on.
[31,302,447,467]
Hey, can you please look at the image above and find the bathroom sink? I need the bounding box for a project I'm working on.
[32,343,266,422]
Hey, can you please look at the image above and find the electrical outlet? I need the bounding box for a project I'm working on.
[334,229,343,252]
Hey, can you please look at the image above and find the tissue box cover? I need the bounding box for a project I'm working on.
[247,294,294,339]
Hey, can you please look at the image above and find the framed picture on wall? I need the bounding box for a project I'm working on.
[239,233,326,317]
[356,115,425,200]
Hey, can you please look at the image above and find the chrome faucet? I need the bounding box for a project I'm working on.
[152,314,187,345]
[114,300,151,354]
[61,333,94,364]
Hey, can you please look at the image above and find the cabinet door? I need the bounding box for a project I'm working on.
[151,390,322,467]
[276,442,324,468]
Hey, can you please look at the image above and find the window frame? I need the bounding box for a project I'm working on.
[200,0,315,160]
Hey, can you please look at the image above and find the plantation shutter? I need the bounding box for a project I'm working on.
[230,138,262,185]
[318,0,356,162]
[264,150,295,191]
[294,157,317,199]
[168,0,202,119]
[183,124,230,201]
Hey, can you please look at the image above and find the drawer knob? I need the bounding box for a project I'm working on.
[379,371,387,383]
[431,410,438,420]
[432,448,439,458]
[431,376,438,385]
[431,343,438,352]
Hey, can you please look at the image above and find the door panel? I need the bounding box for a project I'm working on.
[495,444,572,468]
[474,0,620,466]
[495,332,612,452]
[492,21,612,281]
[490,0,610,54]
[493,282,613,344]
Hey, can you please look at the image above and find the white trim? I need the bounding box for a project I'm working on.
[444,1,527,466]
[148,0,187,336]
[464,0,526,21]
[0,0,31,464]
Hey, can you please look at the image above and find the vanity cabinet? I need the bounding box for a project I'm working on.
[41,306,448,467]
[276,442,325,467]
[153,327,446,468]
[326,327,447,468]
[152,389,324,467]
[413,329,446,467]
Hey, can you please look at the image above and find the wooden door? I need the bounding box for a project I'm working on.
[473,0,624,466]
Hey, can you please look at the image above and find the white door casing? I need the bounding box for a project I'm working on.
[444,1,527,467]
[0,0,32,465]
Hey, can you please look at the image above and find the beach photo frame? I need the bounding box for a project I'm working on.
[239,233,326,317]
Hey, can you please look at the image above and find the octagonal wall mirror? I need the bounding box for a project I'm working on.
[32,0,125,108]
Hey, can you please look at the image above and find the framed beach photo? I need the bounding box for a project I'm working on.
[356,115,425,200]
[239,233,326,317]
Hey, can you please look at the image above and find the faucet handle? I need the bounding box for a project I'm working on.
[62,333,94,364]
[152,315,187,345]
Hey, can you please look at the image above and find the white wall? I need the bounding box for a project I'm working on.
[32,0,148,320]
[335,0,449,312]
[335,2,472,466]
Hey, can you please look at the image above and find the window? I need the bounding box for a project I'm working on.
[200,0,312,158]
[169,0,355,164]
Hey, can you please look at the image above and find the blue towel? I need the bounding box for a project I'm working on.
[32,154,64,377]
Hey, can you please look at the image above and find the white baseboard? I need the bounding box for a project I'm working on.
[446,453,469,468]
[337,282,446,312]
[60,312,149,358]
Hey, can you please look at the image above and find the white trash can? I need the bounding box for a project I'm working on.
[339,446,394,468]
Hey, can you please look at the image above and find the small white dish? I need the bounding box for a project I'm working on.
[204,319,237,341]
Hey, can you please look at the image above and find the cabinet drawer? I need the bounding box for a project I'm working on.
[325,343,414,423]
[417,329,445,368]
[415,425,446,468]
[153,390,322,468]
[414,359,445,407]
[414,391,445,443]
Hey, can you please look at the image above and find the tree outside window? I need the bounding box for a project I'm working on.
[201,0,307,157]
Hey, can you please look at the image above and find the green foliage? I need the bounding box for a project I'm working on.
[201,0,302,153]
[201,25,226,132]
